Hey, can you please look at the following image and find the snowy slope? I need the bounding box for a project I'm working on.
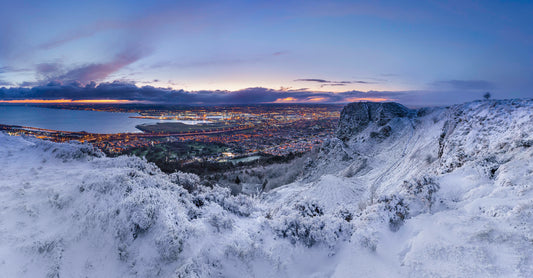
[0,133,350,277]
[267,99,533,277]
[1,99,533,277]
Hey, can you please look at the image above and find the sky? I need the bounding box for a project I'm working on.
[0,0,532,106]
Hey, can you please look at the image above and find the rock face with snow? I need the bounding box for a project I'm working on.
[336,102,412,141]
[268,99,533,277]
[1,99,533,278]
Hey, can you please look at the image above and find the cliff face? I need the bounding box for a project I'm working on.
[336,102,411,141]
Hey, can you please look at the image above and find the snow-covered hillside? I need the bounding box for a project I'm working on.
[1,99,532,277]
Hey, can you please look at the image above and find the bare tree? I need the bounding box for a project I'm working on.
[483,92,491,100]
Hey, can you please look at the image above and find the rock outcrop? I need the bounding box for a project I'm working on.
[336,102,411,141]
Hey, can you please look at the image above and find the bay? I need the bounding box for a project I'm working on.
[0,105,206,134]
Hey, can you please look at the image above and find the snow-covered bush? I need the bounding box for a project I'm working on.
[33,138,104,161]
[193,186,257,217]
[170,171,201,192]
[269,199,352,248]
[294,198,324,217]
[201,202,235,233]
[118,189,161,239]
[334,206,355,222]
[377,195,408,231]
[155,223,188,262]
[401,175,440,215]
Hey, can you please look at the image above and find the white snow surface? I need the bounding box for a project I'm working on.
[1,99,533,277]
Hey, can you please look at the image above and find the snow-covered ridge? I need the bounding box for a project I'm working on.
[265,99,533,277]
[1,99,533,277]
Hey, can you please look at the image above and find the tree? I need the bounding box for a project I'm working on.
[234,175,241,184]
[483,92,491,100]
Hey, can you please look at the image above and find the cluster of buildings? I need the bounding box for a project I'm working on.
[2,104,342,163]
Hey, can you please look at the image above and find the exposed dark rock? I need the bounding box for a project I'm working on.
[336,102,411,141]
[370,125,392,141]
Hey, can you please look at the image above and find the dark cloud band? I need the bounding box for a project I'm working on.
[0,81,396,104]
[295,78,375,86]
[0,81,495,106]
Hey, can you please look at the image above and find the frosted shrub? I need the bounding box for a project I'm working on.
[170,171,201,192]
[112,182,198,264]
[275,215,323,247]
[401,176,440,215]
[96,155,161,176]
[58,144,103,160]
[377,195,408,232]
[223,194,256,217]
[120,189,160,239]
[270,199,352,248]
[295,198,324,217]
[34,139,103,161]
[335,206,357,222]
[208,212,234,232]
[155,224,187,262]
[194,186,256,217]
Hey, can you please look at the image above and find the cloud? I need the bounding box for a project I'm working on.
[1,81,496,106]
[39,27,108,50]
[19,81,40,87]
[0,81,401,104]
[37,16,155,50]
[36,3,219,50]
[294,78,375,88]
[29,48,150,85]
[325,83,349,87]
[272,51,288,56]
[36,63,62,75]
[295,79,332,83]
[0,66,30,74]
[0,80,12,86]
[432,79,494,90]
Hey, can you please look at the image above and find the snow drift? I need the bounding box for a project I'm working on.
[1,99,533,277]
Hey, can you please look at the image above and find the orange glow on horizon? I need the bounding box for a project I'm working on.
[273,97,298,103]
[308,97,327,102]
[0,99,134,104]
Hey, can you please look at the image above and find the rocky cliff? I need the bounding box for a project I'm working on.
[336,102,412,141]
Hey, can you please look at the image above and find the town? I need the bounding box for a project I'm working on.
[1,104,342,173]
